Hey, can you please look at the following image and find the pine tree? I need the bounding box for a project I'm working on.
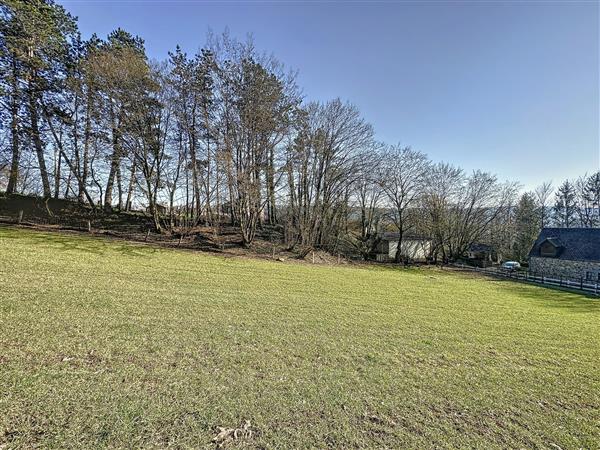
[553,180,578,228]
[514,192,540,261]
[1,0,77,197]
[84,28,149,209]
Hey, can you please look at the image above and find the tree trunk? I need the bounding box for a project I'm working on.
[266,145,276,225]
[116,163,123,210]
[145,175,162,233]
[6,58,20,194]
[169,187,176,230]
[104,120,120,210]
[79,87,93,203]
[394,227,404,264]
[189,135,201,224]
[125,160,136,211]
[41,100,97,209]
[28,86,51,198]
[64,171,72,198]
[204,126,212,226]
[185,152,190,227]
[54,150,62,198]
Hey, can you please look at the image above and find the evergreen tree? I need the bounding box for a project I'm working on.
[0,7,22,193]
[583,171,600,227]
[84,28,149,209]
[553,180,578,228]
[513,192,540,261]
[1,0,77,197]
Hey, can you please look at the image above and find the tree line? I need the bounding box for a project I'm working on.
[1,0,598,263]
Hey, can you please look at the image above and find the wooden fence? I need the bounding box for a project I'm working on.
[453,263,600,296]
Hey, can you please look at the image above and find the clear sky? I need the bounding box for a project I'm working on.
[59,0,599,191]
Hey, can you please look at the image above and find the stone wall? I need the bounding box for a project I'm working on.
[529,257,600,281]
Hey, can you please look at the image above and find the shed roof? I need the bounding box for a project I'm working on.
[380,232,431,242]
[469,243,493,253]
[528,228,600,262]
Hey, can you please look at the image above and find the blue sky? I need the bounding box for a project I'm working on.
[59,0,599,191]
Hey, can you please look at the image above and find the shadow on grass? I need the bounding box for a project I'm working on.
[441,266,600,312]
[492,279,600,313]
[112,243,158,257]
[1,225,157,257]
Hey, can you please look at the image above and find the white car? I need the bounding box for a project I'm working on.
[502,261,521,271]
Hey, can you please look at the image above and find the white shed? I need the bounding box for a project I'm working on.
[374,233,432,262]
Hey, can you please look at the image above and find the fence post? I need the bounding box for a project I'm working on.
[87,220,92,233]
[17,210,23,224]
[145,229,150,242]
[312,251,315,264]
[337,253,341,264]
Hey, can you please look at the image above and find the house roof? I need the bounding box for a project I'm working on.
[528,228,600,262]
[469,243,493,253]
[544,237,563,248]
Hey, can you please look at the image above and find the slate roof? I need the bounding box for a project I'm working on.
[469,243,493,253]
[528,228,600,262]
[544,237,563,247]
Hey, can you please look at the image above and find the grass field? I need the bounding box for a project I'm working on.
[1,226,599,448]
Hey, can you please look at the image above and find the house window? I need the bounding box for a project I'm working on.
[540,242,557,257]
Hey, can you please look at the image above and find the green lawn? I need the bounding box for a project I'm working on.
[0,226,599,448]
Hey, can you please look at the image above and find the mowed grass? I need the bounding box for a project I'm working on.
[0,227,599,449]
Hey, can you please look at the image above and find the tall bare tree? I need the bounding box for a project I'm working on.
[534,181,553,228]
[284,99,373,253]
[379,145,429,262]
[348,145,385,259]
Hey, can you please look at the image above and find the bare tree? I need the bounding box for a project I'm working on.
[420,164,518,262]
[534,181,553,228]
[208,33,300,245]
[448,171,518,260]
[348,144,385,259]
[379,145,429,262]
[122,63,171,232]
[284,99,373,254]
[420,163,464,262]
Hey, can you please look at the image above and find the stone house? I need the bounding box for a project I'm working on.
[528,228,600,281]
